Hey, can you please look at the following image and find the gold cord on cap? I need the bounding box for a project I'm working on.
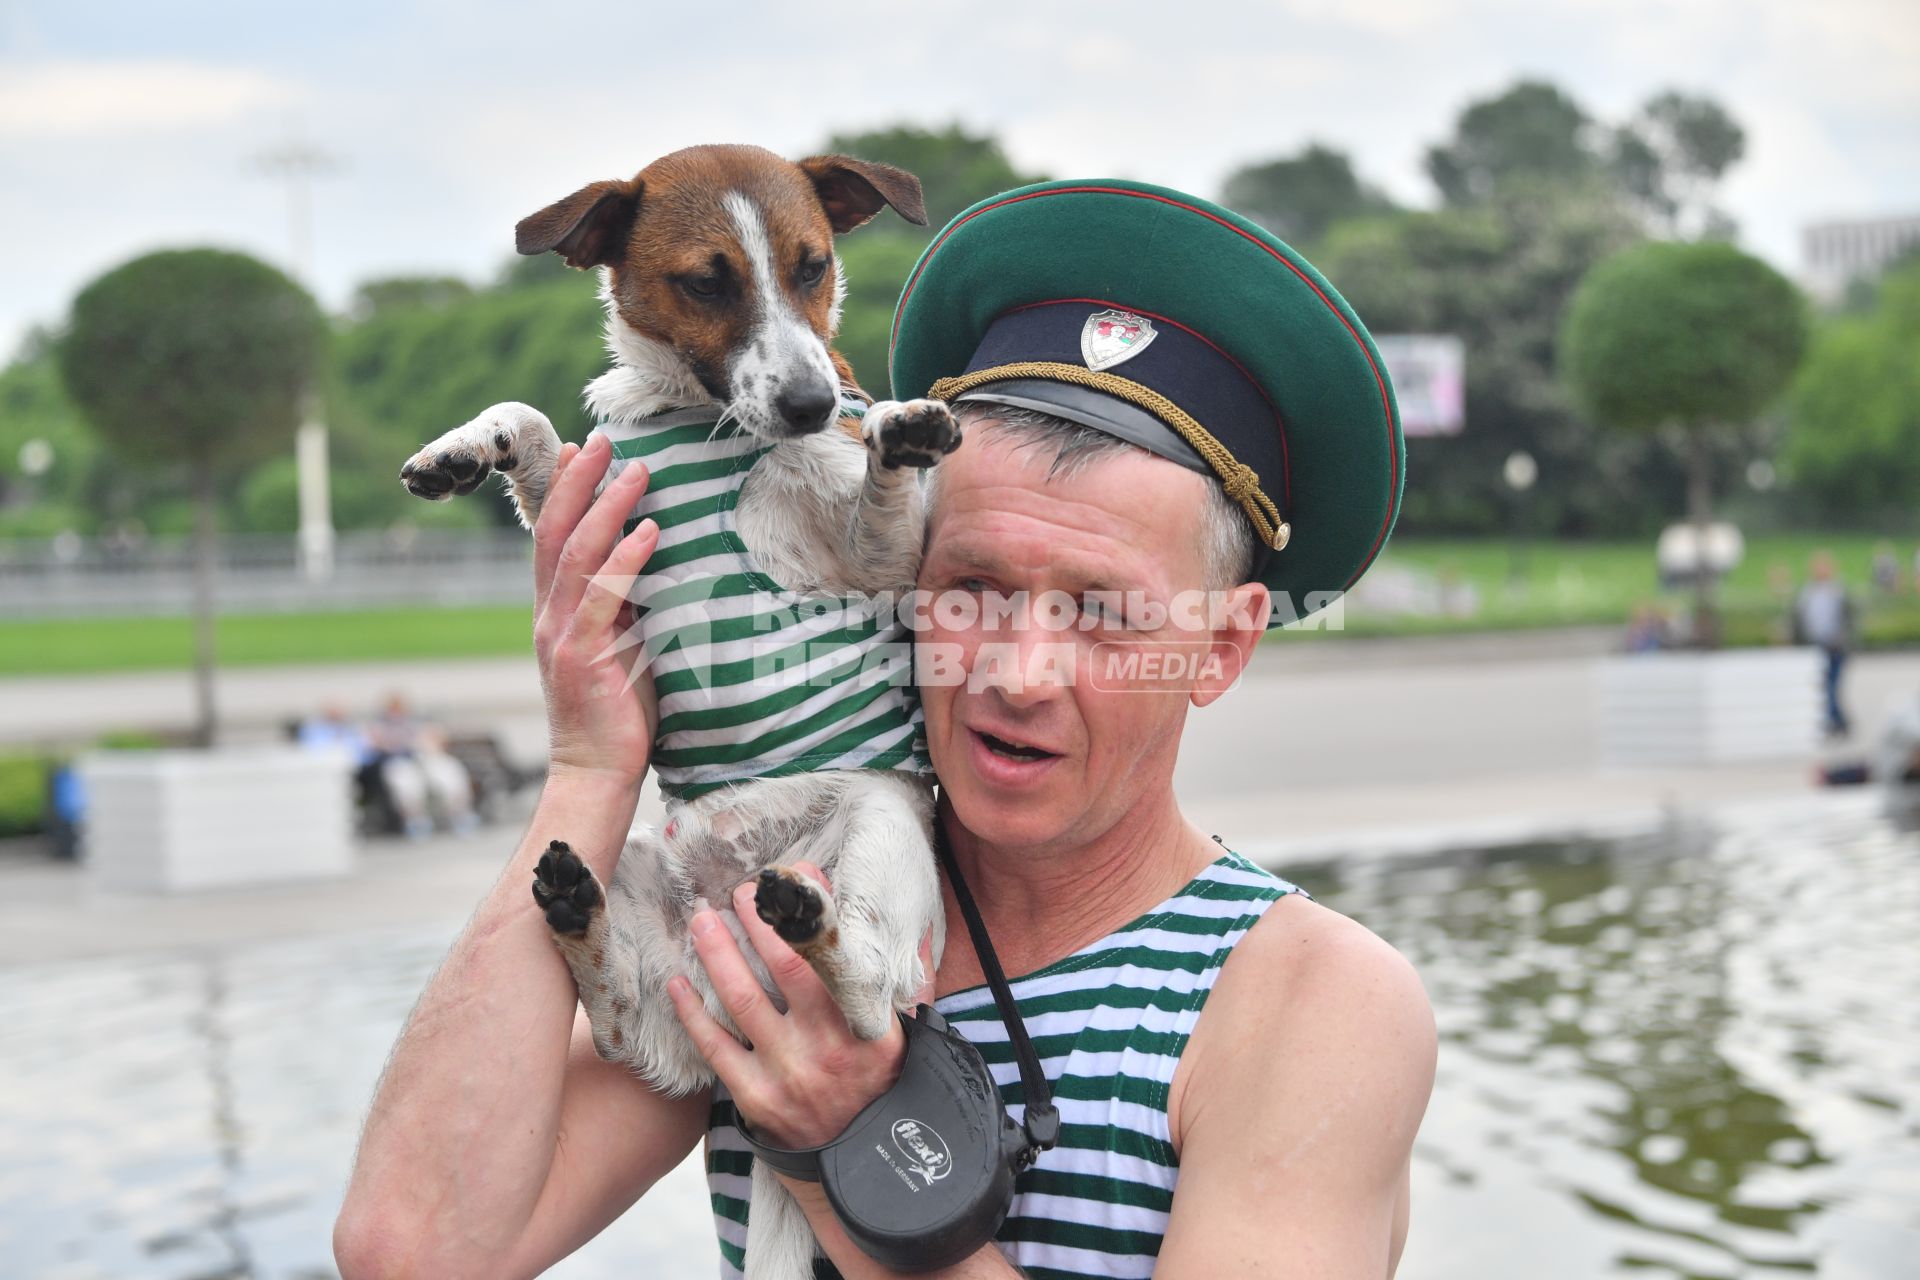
[928,361,1290,551]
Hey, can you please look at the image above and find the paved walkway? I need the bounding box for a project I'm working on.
[4,633,1915,963]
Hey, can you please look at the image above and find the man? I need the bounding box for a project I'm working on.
[1793,551,1857,739]
[336,179,1435,1279]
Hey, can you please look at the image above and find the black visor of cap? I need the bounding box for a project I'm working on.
[949,301,1286,576]
[954,379,1211,475]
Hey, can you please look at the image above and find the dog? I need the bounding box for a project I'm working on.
[398,144,959,1280]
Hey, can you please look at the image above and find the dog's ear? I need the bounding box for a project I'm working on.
[515,178,643,269]
[797,156,928,233]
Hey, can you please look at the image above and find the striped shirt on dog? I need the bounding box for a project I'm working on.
[704,847,1308,1278]
[594,407,930,802]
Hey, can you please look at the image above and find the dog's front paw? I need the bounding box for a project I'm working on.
[400,427,515,500]
[753,866,836,946]
[532,840,602,935]
[401,405,548,500]
[864,399,961,470]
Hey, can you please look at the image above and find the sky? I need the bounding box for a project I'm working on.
[1,0,1916,361]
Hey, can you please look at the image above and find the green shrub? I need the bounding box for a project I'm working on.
[0,753,48,837]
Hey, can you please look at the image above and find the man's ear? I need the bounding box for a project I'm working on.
[797,155,928,233]
[514,178,642,269]
[1191,582,1268,710]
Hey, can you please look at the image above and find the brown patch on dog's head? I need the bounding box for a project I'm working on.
[515,145,925,432]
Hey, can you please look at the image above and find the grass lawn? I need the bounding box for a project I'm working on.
[0,606,532,676]
[1293,531,1920,643]
[2,534,1915,675]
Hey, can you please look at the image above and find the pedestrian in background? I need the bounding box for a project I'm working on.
[368,692,478,838]
[1793,551,1858,739]
[1870,541,1900,595]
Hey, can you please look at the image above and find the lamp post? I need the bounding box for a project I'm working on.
[253,133,340,581]
[1503,449,1537,588]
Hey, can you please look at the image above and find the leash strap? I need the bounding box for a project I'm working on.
[934,822,1060,1162]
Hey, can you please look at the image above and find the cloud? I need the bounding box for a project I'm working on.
[1,0,1917,360]
[0,60,298,138]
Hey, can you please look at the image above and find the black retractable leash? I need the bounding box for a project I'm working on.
[740,825,1059,1272]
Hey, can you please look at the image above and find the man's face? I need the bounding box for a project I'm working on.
[916,423,1260,855]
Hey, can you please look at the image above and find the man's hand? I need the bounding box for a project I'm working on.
[669,888,1020,1280]
[668,863,926,1149]
[532,432,661,785]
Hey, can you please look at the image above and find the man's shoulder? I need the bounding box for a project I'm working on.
[1219,891,1425,1023]
[1172,891,1434,1146]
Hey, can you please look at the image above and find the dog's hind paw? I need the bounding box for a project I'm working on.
[753,866,835,946]
[532,840,602,935]
[864,399,961,470]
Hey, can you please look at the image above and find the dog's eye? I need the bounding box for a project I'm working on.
[684,274,722,298]
[798,258,828,287]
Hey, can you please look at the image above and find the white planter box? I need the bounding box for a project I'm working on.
[1597,647,1824,767]
[78,747,356,892]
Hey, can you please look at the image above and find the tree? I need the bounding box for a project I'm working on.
[1426,80,1601,206]
[498,250,580,292]
[833,234,939,400]
[0,355,98,535]
[1425,79,1747,239]
[1220,144,1397,248]
[350,275,474,320]
[58,249,325,743]
[1561,241,1808,644]
[1315,176,1650,537]
[332,271,606,525]
[1783,258,1920,519]
[1611,91,1745,238]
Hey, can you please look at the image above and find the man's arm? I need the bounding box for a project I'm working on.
[1156,897,1437,1279]
[337,434,696,1277]
[334,774,708,1278]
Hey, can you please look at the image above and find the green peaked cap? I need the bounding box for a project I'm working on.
[887,178,1406,625]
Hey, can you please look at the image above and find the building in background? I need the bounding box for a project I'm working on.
[1801,213,1920,303]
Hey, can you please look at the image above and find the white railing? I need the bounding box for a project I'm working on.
[0,529,535,617]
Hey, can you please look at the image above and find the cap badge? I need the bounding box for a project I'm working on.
[1080,309,1158,372]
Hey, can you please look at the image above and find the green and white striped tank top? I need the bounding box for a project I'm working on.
[704,847,1307,1278]
[594,408,930,803]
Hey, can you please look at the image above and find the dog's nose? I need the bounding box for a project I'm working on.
[774,383,836,433]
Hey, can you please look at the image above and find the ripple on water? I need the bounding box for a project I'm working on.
[0,927,715,1278]
[1294,796,1920,1280]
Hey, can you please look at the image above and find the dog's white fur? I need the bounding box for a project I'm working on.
[722,191,843,430]
[400,191,957,1280]
[587,273,714,426]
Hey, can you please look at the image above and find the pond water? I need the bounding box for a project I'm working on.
[1319,794,1920,1280]
[1,794,1914,1278]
